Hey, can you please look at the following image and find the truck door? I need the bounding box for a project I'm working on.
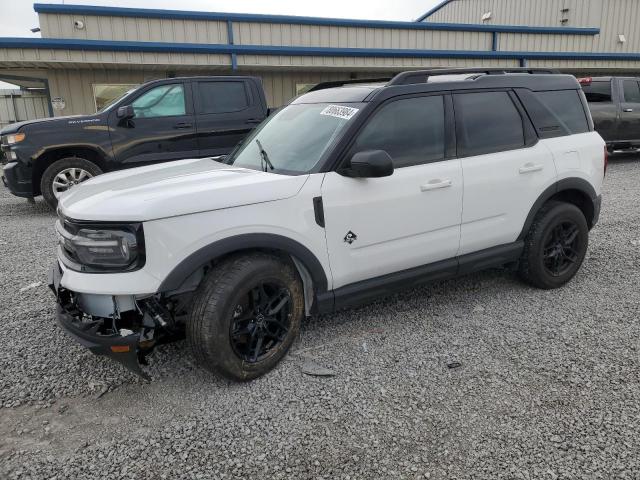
[581,79,616,142]
[109,81,199,166]
[618,78,640,143]
[193,79,266,158]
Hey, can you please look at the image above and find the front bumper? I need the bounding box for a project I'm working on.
[2,160,34,197]
[48,263,151,380]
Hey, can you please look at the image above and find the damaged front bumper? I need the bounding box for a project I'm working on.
[48,263,174,380]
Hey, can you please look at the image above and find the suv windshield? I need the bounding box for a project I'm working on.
[227,102,363,174]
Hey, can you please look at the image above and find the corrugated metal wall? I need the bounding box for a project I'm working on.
[425,0,640,52]
[0,90,50,128]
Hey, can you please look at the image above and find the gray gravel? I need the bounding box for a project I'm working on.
[1,156,639,479]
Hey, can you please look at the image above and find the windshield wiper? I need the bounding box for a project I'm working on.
[255,139,274,172]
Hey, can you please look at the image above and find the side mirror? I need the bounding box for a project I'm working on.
[116,105,135,119]
[341,150,394,178]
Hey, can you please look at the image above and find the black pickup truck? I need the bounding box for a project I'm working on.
[580,76,640,152]
[1,76,268,208]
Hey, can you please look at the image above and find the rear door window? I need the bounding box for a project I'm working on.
[453,91,525,157]
[197,81,249,114]
[623,80,640,103]
[581,81,612,102]
[535,90,589,134]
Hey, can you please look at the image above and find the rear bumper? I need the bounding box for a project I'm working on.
[592,194,602,228]
[2,160,34,197]
[48,263,151,379]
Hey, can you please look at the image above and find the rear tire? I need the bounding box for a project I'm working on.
[187,253,304,381]
[41,157,102,210]
[518,201,589,289]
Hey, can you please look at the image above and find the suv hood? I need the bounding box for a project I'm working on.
[0,115,87,135]
[58,158,309,222]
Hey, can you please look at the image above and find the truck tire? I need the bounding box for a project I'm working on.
[187,253,304,381]
[518,201,589,289]
[41,157,103,210]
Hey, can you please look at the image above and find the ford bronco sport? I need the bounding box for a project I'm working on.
[49,68,605,381]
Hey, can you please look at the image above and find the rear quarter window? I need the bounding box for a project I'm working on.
[535,90,589,134]
[581,81,612,102]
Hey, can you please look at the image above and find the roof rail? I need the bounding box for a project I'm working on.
[308,77,392,92]
[387,67,561,86]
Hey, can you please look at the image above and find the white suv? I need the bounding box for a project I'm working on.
[49,68,605,381]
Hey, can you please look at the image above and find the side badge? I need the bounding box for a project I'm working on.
[343,231,357,244]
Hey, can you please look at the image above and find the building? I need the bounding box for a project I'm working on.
[1,1,640,122]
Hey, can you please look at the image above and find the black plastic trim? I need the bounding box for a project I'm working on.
[157,233,329,293]
[313,196,325,227]
[320,241,524,314]
[517,178,598,240]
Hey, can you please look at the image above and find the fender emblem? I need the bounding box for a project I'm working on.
[343,231,357,244]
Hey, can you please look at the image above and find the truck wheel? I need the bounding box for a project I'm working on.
[41,157,102,209]
[187,253,304,381]
[518,201,589,289]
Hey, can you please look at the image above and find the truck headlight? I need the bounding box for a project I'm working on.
[6,133,26,145]
[56,219,145,272]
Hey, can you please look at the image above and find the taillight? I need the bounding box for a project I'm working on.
[579,77,592,86]
[604,146,608,177]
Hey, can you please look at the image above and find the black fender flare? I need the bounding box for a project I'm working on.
[517,177,598,241]
[157,233,329,294]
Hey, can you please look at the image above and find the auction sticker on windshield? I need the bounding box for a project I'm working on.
[320,105,359,120]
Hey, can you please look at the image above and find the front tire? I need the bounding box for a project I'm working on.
[40,157,102,209]
[518,201,589,289]
[187,253,304,381]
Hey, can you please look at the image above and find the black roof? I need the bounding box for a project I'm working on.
[293,68,581,104]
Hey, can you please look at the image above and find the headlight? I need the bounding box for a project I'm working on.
[6,133,26,145]
[56,218,145,272]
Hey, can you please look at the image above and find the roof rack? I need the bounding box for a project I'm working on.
[308,77,392,92]
[387,67,561,86]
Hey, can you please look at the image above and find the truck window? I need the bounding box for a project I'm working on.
[197,81,249,114]
[623,80,640,103]
[581,81,612,103]
[535,90,589,134]
[132,84,186,118]
[454,91,525,157]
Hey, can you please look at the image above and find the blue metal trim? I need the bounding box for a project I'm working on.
[416,0,455,22]
[31,3,599,35]
[227,20,236,70]
[492,32,499,51]
[226,20,234,45]
[3,37,640,61]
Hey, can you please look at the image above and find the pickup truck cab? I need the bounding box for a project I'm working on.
[580,76,640,152]
[1,76,268,208]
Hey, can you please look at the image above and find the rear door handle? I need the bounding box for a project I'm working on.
[623,108,634,112]
[519,163,544,174]
[245,118,262,125]
[174,122,193,129]
[420,179,452,191]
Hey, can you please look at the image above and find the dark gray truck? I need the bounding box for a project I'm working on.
[580,76,640,152]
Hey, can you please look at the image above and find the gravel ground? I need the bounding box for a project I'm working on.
[1,157,639,479]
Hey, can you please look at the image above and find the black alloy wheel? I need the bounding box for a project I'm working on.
[230,282,292,363]
[542,221,582,277]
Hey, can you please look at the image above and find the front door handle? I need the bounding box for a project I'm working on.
[420,179,452,191]
[623,108,634,112]
[519,163,544,174]
[174,122,193,129]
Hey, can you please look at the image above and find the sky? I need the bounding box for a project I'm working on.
[0,0,440,88]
